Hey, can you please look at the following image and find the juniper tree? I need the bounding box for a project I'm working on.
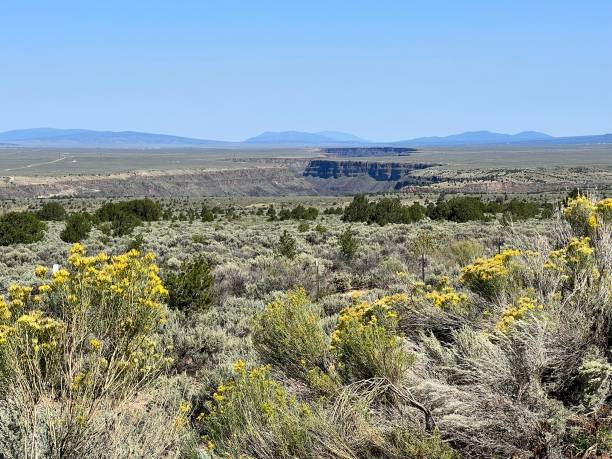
[277,230,297,259]
[338,227,359,260]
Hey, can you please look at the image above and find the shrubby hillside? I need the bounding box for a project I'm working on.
[0,194,610,458]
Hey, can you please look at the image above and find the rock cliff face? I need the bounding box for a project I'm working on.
[303,159,435,181]
[0,160,440,198]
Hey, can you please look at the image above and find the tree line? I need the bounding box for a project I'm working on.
[342,194,554,225]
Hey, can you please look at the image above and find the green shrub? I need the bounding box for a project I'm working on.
[60,212,93,243]
[434,196,486,222]
[338,227,358,260]
[0,212,46,245]
[277,230,297,259]
[200,205,214,222]
[297,222,309,232]
[266,204,277,221]
[36,201,67,221]
[342,193,371,222]
[343,194,426,225]
[201,362,315,457]
[278,204,319,221]
[98,222,112,237]
[387,428,459,459]
[126,233,145,252]
[253,288,328,379]
[191,233,207,244]
[111,211,142,236]
[96,198,160,236]
[165,256,214,313]
[331,294,413,384]
[460,249,522,300]
[97,198,161,223]
[449,239,484,267]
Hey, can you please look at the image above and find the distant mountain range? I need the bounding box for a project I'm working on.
[0,128,610,148]
[393,130,553,146]
[0,128,224,147]
[244,130,370,145]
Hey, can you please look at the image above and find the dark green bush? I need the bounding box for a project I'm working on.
[429,196,550,222]
[277,230,297,259]
[0,212,46,245]
[165,256,214,313]
[266,204,277,221]
[338,227,358,260]
[60,213,93,243]
[126,233,145,251]
[111,212,142,237]
[278,204,319,221]
[201,205,214,222]
[343,194,426,225]
[97,198,161,223]
[342,193,371,222]
[36,201,67,221]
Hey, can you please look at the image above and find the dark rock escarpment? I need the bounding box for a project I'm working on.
[303,159,435,181]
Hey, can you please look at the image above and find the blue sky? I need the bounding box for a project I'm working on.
[1,1,610,141]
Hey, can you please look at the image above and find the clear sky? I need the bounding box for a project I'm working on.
[1,1,611,141]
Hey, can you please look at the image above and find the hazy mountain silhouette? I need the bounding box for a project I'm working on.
[394,130,553,146]
[1,128,610,148]
[0,128,226,147]
[244,130,368,145]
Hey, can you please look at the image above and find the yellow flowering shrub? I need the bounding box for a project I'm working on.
[201,361,315,457]
[496,296,544,333]
[460,249,521,300]
[414,276,469,312]
[544,237,594,280]
[0,297,11,322]
[173,400,191,431]
[253,288,328,380]
[595,197,612,225]
[564,195,597,235]
[0,243,171,426]
[331,294,413,384]
[562,194,612,234]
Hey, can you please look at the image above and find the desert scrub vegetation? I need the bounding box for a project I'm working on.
[0,244,194,458]
[0,192,611,458]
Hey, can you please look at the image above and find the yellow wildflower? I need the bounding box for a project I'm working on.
[0,298,11,321]
[460,249,520,298]
[233,359,246,373]
[496,296,543,332]
[34,265,49,278]
[52,268,70,284]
